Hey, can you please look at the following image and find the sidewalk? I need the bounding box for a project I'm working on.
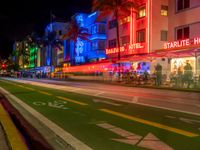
[21,77,200,93]
[0,102,27,150]
[0,122,10,150]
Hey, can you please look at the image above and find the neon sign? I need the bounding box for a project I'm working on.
[164,37,200,49]
[106,43,145,55]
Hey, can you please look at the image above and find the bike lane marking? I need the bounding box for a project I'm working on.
[56,96,88,106]
[99,109,199,137]
[1,80,88,107]
[97,123,173,150]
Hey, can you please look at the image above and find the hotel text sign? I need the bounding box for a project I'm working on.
[106,43,145,55]
[164,37,200,49]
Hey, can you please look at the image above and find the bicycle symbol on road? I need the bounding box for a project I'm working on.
[33,100,69,110]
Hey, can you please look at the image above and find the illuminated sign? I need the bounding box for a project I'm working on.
[106,43,145,55]
[75,38,85,63]
[164,37,200,49]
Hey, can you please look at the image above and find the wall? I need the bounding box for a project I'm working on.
[150,0,168,51]
[168,0,200,41]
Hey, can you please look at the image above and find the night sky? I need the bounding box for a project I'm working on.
[0,0,92,59]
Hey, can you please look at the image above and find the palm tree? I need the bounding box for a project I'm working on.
[62,16,90,65]
[43,30,63,78]
[92,0,137,81]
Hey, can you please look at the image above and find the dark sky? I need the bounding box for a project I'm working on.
[0,0,92,59]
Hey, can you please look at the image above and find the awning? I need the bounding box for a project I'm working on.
[155,48,200,58]
[116,48,200,63]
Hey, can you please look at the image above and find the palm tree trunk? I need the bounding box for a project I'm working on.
[116,10,121,82]
[50,45,52,78]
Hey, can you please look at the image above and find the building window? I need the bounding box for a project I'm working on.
[92,41,98,50]
[109,19,117,29]
[59,30,62,35]
[91,25,97,34]
[98,40,106,49]
[91,40,106,50]
[109,39,117,48]
[161,5,168,16]
[177,0,190,11]
[98,24,106,34]
[121,36,130,45]
[120,16,131,25]
[161,30,168,41]
[136,30,145,42]
[137,7,146,18]
[176,26,189,40]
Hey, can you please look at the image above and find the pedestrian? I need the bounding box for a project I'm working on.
[183,62,193,88]
[155,63,162,86]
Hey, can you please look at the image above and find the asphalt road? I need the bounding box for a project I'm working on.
[1,77,200,150]
[3,77,200,115]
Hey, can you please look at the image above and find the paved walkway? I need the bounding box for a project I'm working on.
[0,103,27,150]
[0,122,10,150]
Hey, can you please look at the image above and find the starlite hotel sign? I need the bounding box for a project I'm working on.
[164,37,200,49]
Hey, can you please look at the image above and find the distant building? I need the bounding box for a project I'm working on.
[44,21,68,68]
[66,11,107,65]
[13,40,30,69]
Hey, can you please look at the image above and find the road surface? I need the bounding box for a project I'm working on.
[0,77,200,150]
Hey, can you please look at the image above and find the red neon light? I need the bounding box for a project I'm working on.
[63,62,113,73]
[106,43,145,55]
[164,37,200,49]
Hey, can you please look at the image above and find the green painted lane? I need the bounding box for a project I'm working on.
[0,79,200,150]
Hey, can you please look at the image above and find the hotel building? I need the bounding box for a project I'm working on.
[106,0,200,76]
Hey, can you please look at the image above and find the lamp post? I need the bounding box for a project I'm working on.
[194,49,199,75]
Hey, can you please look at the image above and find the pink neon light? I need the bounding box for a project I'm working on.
[106,43,145,55]
[164,37,200,49]
[147,0,151,54]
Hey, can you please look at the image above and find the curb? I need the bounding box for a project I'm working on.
[0,95,54,150]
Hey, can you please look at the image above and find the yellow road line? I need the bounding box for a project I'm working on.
[24,87,35,91]
[56,96,88,106]
[38,91,52,96]
[16,85,24,88]
[99,109,199,138]
[0,104,27,150]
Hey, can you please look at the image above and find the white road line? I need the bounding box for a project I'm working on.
[94,92,105,96]
[165,116,176,119]
[137,133,173,150]
[97,123,142,145]
[132,96,139,103]
[93,99,121,106]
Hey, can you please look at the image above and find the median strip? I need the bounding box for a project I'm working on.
[56,96,88,106]
[99,109,199,138]
[0,104,27,150]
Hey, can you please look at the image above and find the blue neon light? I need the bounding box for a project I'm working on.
[67,11,107,64]
[88,12,97,18]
